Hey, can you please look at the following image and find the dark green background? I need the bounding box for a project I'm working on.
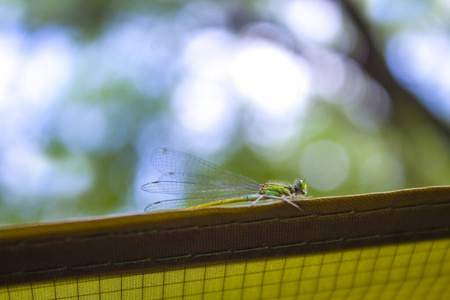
[0,0,449,224]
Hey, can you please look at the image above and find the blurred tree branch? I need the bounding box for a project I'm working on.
[340,0,450,139]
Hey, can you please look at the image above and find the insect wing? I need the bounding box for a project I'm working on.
[142,148,262,210]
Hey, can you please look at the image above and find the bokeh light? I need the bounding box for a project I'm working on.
[0,0,449,224]
[300,141,350,191]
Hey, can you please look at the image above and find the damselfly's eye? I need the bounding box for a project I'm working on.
[295,180,307,195]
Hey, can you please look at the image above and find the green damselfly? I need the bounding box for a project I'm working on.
[142,148,307,211]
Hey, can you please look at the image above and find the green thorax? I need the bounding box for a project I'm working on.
[259,180,307,197]
[259,183,294,197]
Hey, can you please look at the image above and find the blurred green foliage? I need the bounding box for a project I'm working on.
[0,0,449,225]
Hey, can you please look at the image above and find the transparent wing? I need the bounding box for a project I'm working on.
[142,179,257,196]
[144,193,252,212]
[141,148,262,210]
[149,148,260,187]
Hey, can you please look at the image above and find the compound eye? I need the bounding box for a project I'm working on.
[295,180,307,194]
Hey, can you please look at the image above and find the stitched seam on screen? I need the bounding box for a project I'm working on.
[1,201,449,248]
[1,227,449,278]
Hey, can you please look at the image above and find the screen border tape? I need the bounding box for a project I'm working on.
[1,186,449,286]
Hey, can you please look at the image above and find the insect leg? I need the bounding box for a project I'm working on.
[248,195,265,207]
[281,195,302,210]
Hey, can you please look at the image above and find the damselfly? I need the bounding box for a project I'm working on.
[142,148,307,211]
